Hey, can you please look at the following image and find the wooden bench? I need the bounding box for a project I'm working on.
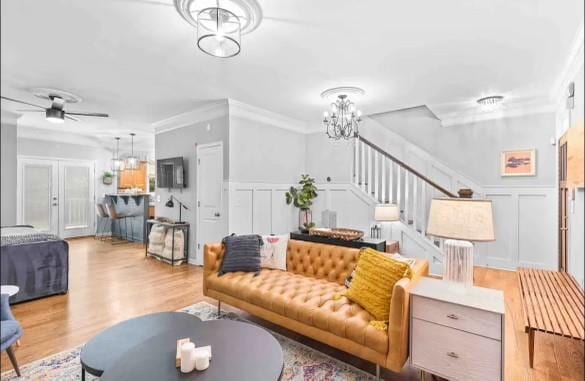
[518,268,584,367]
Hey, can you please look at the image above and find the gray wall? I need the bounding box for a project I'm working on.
[371,112,557,187]
[305,131,354,184]
[154,115,230,262]
[229,116,306,183]
[1,117,18,226]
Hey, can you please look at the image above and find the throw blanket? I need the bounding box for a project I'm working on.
[1,226,61,246]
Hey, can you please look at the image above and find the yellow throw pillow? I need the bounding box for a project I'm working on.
[346,247,412,321]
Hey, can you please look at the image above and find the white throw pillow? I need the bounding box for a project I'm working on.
[260,235,288,271]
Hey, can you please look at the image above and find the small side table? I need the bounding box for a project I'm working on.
[1,285,21,346]
[0,285,20,297]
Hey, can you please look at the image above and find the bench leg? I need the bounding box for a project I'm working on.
[528,329,535,368]
[217,300,221,317]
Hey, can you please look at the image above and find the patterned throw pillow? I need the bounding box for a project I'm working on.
[260,235,288,271]
[344,252,416,288]
[219,234,263,276]
[345,248,412,321]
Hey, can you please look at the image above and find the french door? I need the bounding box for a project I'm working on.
[18,157,95,238]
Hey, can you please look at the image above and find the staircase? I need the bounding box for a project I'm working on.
[352,136,459,273]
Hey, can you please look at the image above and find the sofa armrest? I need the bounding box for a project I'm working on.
[386,259,429,372]
[203,243,224,295]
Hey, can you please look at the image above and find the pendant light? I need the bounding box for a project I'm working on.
[197,0,241,58]
[125,133,140,170]
[111,137,124,171]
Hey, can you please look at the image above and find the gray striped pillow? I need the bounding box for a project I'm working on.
[219,234,263,276]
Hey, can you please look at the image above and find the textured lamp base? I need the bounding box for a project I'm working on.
[443,239,474,286]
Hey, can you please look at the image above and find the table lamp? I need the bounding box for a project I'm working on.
[373,204,400,239]
[426,198,495,286]
[165,195,189,224]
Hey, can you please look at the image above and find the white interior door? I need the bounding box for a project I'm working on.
[59,161,95,238]
[18,159,59,234]
[196,142,224,265]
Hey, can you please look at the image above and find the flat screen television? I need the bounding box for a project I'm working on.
[156,157,186,189]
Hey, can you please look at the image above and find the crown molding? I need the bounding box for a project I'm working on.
[152,100,229,135]
[550,20,584,106]
[1,109,22,124]
[228,99,309,134]
[440,99,556,127]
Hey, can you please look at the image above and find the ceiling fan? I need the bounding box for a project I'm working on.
[1,95,109,123]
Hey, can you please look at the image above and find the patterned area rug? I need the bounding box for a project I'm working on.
[1,301,375,380]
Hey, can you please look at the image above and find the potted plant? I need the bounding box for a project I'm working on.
[102,171,114,185]
[285,174,318,232]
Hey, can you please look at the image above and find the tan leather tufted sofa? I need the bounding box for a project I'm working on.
[203,239,429,373]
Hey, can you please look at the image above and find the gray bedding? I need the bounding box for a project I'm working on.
[1,226,69,303]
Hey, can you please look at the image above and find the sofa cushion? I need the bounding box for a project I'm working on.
[219,234,263,276]
[346,248,412,321]
[206,269,388,354]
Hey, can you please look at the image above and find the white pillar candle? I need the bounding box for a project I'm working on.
[194,349,210,371]
[180,342,196,373]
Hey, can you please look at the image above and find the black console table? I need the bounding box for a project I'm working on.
[290,231,386,251]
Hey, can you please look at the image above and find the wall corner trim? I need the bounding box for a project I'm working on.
[152,100,229,135]
[227,98,309,134]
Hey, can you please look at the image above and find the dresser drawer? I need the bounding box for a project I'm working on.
[411,318,502,381]
[412,295,502,340]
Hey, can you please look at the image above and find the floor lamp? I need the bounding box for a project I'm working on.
[426,198,495,286]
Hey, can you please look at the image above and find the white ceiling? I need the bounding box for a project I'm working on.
[1,0,583,148]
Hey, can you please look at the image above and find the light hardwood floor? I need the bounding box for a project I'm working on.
[1,238,583,380]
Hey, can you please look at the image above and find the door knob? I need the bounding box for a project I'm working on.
[52,203,58,206]
[214,212,220,217]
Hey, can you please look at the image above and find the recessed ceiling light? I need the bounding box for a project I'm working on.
[477,95,504,107]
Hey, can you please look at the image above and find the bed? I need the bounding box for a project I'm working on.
[0,225,69,304]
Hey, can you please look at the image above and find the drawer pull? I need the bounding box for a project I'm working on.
[447,351,459,359]
[446,313,459,320]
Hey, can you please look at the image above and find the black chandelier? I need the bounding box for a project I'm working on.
[322,95,362,140]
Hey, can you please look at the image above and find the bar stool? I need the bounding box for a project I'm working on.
[94,203,110,240]
[104,203,132,244]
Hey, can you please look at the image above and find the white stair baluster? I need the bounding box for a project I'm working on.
[367,146,372,196]
[404,170,410,225]
[389,161,394,204]
[421,181,427,237]
[360,141,366,191]
[396,166,402,220]
[413,176,418,232]
[381,158,386,203]
[354,137,359,186]
[374,150,379,201]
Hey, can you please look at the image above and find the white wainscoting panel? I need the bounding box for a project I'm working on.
[476,187,557,271]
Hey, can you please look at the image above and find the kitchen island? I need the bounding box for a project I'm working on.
[104,193,151,243]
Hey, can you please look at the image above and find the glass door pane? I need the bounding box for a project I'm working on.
[63,166,90,229]
[23,165,52,231]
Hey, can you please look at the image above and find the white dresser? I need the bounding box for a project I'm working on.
[409,277,505,381]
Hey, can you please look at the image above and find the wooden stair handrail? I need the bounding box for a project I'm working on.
[358,136,458,198]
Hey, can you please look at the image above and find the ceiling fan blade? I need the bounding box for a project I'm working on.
[16,109,45,112]
[67,112,109,118]
[65,114,80,122]
[1,96,46,109]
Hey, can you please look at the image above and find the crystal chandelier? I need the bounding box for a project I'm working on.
[322,94,362,140]
[197,1,241,58]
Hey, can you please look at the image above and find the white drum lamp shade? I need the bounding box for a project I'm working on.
[427,198,495,285]
[374,204,400,221]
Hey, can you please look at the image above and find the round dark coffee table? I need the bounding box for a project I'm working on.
[101,319,284,381]
[80,312,202,380]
